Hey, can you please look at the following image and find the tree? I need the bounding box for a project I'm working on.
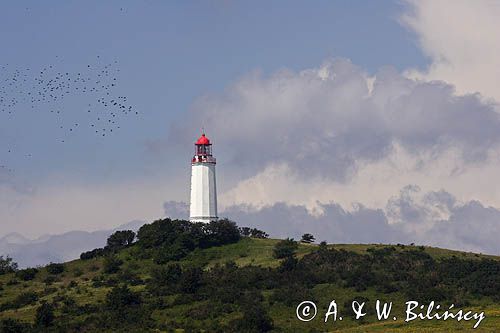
[106,230,136,250]
[137,218,190,249]
[0,256,18,275]
[239,227,252,237]
[239,227,268,238]
[35,302,55,328]
[206,219,240,246]
[301,233,315,244]
[272,238,298,259]
[250,228,269,239]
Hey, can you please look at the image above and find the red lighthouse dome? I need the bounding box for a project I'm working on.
[195,133,210,145]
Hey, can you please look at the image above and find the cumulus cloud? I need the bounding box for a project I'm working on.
[169,59,500,214]
[175,60,500,185]
[401,0,500,104]
[164,192,500,255]
[386,186,500,254]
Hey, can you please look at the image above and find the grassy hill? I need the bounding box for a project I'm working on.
[0,219,499,332]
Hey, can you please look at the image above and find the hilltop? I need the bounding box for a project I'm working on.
[0,218,499,332]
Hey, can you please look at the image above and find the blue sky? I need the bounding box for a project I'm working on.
[0,1,425,184]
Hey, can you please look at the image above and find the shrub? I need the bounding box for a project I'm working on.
[250,228,269,239]
[147,263,182,296]
[104,285,149,326]
[80,247,106,260]
[106,285,141,310]
[73,268,84,277]
[42,287,58,296]
[239,227,269,239]
[0,256,18,275]
[273,238,298,259]
[179,266,203,294]
[43,275,59,285]
[103,256,123,274]
[35,302,55,328]
[6,279,19,286]
[91,275,105,288]
[15,268,38,281]
[2,291,40,310]
[271,284,313,306]
[230,302,273,332]
[88,264,100,272]
[46,262,65,275]
[153,242,190,264]
[117,268,143,286]
[0,318,31,332]
[239,227,252,237]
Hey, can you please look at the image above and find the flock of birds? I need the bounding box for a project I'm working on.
[0,57,139,174]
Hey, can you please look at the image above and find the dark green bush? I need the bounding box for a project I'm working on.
[0,256,18,275]
[35,302,55,328]
[0,318,31,332]
[80,247,106,260]
[15,268,38,281]
[106,230,136,251]
[103,256,123,274]
[46,262,65,275]
[272,238,298,259]
[0,291,39,311]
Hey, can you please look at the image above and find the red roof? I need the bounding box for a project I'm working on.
[195,133,210,145]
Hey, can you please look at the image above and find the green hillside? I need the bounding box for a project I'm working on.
[0,219,499,332]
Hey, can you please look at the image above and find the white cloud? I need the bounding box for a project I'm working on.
[176,60,500,213]
[220,142,500,215]
[401,0,500,104]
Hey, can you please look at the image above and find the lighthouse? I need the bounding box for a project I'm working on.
[189,132,218,223]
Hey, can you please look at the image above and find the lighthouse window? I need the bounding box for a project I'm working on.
[196,145,211,156]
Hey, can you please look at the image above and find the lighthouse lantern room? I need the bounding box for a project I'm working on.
[189,133,218,223]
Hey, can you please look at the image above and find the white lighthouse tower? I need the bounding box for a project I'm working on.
[189,132,218,223]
